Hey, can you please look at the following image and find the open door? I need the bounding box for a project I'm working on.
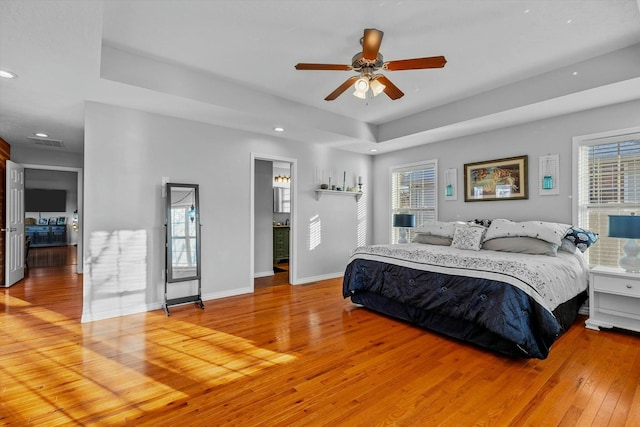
[4,160,25,287]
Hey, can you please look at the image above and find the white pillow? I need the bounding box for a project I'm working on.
[484,219,571,246]
[451,225,485,251]
[414,221,456,238]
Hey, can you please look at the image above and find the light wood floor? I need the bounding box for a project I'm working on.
[1,264,639,426]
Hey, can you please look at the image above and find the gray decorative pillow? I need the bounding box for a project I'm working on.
[484,219,571,246]
[412,234,453,246]
[482,237,558,256]
[414,221,456,238]
[451,225,485,251]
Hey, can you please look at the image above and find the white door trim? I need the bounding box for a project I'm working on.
[21,163,83,274]
[250,153,297,289]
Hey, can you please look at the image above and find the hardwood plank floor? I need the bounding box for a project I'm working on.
[1,266,639,426]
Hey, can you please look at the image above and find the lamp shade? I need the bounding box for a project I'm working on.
[393,214,416,228]
[609,215,640,239]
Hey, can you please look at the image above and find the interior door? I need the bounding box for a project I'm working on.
[4,160,25,287]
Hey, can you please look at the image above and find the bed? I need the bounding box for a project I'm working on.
[342,219,597,359]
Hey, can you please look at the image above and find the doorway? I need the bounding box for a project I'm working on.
[251,153,297,289]
[22,164,83,275]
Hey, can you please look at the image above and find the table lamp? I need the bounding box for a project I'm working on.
[609,214,640,272]
[393,214,415,244]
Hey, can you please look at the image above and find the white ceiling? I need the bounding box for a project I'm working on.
[1,0,640,155]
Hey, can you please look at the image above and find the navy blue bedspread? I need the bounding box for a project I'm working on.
[343,259,583,359]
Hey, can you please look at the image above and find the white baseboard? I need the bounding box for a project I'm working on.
[291,272,343,285]
[254,270,274,278]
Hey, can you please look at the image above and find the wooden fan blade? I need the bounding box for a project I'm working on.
[376,75,404,100]
[362,28,384,60]
[325,76,359,101]
[295,63,352,71]
[384,56,447,71]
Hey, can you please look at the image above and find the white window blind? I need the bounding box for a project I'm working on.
[577,133,640,267]
[391,161,437,243]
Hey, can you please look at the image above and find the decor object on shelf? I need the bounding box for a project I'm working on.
[539,154,559,196]
[609,214,640,272]
[464,155,528,202]
[444,168,457,201]
[393,213,416,244]
[358,176,363,192]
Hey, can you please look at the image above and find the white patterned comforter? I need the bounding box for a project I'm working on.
[349,243,590,314]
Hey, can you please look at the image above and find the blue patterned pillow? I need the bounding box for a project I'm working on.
[563,226,598,253]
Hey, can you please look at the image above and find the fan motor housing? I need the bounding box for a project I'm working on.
[351,52,383,71]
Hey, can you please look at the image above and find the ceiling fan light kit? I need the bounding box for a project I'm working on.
[353,77,370,98]
[295,28,446,101]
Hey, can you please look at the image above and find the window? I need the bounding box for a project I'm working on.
[575,129,640,267]
[391,160,437,243]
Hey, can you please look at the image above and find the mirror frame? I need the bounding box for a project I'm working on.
[166,183,201,283]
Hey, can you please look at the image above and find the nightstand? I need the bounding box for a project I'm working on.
[586,266,640,332]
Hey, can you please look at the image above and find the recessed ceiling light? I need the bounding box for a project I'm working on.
[0,69,18,79]
[566,19,573,24]
[34,132,48,138]
[524,9,530,13]
[273,127,285,132]
[369,148,379,153]
[572,71,578,76]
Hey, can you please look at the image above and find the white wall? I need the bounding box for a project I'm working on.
[372,99,640,244]
[82,101,373,321]
[254,159,273,276]
[11,146,83,168]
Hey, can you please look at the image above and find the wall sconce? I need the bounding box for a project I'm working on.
[539,154,559,195]
[444,168,457,201]
[274,175,291,183]
[393,213,415,244]
[609,214,640,272]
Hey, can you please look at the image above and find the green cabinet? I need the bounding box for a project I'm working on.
[273,226,289,264]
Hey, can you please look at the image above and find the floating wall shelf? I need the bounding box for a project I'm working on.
[315,189,363,202]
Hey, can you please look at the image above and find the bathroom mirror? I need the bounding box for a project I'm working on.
[166,183,201,282]
[273,187,291,213]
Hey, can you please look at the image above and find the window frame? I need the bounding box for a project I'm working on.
[572,126,640,267]
[389,159,438,244]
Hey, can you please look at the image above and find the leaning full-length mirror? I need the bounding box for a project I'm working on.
[166,183,201,282]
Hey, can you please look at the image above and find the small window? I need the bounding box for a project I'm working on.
[574,129,640,267]
[391,160,437,243]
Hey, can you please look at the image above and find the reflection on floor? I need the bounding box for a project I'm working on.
[254,261,289,289]
[27,245,77,268]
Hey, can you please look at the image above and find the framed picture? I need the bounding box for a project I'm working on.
[464,155,528,202]
[48,217,58,225]
[38,218,48,225]
[57,217,66,225]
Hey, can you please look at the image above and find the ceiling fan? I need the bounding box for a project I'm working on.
[295,28,446,101]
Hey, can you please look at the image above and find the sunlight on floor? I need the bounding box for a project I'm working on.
[0,294,296,424]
